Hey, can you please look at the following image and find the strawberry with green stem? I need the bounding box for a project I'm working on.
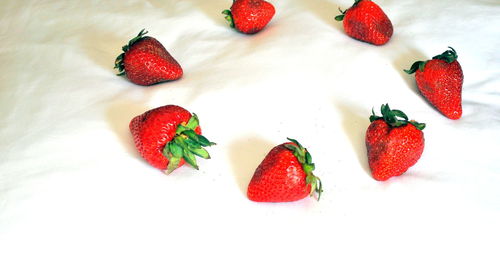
[129,105,215,174]
[114,29,183,86]
[405,47,463,120]
[335,0,393,45]
[366,104,425,181]
[222,0,275,34]
[247,138,322,202]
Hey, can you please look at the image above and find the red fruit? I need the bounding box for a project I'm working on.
[129,105,215,174]
[405,47,463,120]
[247,138,322,202]
[222,0,275,34]
[115,29,183,86]
[366,104,425,181]
[335,0,393,45]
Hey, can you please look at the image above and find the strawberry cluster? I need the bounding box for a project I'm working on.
[114,0,465,203]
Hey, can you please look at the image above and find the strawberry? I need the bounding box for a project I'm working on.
[405,47,464,120]
[129,105,215,174]
[222,0,275,34]
[335,0,393,45]
[114,29,183,86]
[247,138,322,202]
[366,104,426,181]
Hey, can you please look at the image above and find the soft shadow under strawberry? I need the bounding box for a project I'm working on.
[79,28,124,71]
[392,47,427,96]
[106,99,153,158]
[194,0,233,26]
[334,101,371,176]
[228,136,275,196]
[298,0,342,30]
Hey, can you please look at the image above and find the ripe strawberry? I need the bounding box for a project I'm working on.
[405,47,464,120]
[335,0,393,45]
[114,29,183,86]
[222,0,275,34]
[129,105,215,174]
[247,138,322,202]
[366,104,425,181]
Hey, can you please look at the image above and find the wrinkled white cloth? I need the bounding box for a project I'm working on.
[0,0,499,256]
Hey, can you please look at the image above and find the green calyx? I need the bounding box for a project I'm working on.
[162,114,216,174]
[284,138,323,201]
[404,47,458,74]
[432,46,458,63]
[334,8,346,21]
[221,10,234,28]
[404,60,427,74]
[370,104,426,130]
[335,0,362,21]
[114,29,148,76]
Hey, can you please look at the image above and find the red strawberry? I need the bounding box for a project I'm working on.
[114,29,183,86]
[366,104,425,181]
[129,105,215,174]
[247,138,322,202]
[405,47,464,120]
[222,0,275,34]
[335,0,393,45]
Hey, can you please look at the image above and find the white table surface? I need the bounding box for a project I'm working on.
[1,0,499,256]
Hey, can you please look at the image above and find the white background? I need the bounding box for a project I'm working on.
[1,0,499,256]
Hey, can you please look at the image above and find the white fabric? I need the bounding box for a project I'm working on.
[1,0,499,256]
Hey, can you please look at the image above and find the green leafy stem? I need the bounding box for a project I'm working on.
[221,10,234,28]
[162,114,216,174]
[335,0,362,21]
[370,104,426,130]
[404,46,458,74]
